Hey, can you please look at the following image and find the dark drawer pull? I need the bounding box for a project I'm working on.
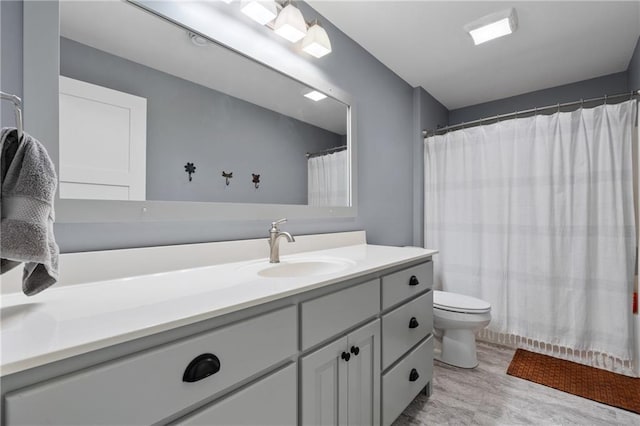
[183,353,221,383]
[350,346,360,356]
[409,368,420,382]
[341,351,351,362]
[408,317,419,329]
[409,275,420,286]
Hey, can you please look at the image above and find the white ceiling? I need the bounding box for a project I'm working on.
[308,1,640,110]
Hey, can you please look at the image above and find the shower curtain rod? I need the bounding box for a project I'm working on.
[306,144,347,159]
[423,89,640,138]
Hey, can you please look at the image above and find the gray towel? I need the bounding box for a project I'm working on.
[1,127,59,296]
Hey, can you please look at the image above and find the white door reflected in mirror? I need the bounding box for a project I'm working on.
[59,76,147,201]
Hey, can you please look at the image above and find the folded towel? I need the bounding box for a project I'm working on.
[1,127,59,296]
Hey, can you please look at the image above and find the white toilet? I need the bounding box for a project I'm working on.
[433,290,491,368]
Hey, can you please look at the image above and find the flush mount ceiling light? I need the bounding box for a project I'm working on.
[464,8,518,45]
[241,0,278,25]
[274,1,307,43]
[304,90,327,101]
[302,20,332,58]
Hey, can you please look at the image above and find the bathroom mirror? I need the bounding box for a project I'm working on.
[24,0,356,222]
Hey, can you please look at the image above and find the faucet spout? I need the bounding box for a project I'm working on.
[268,219,295,263]
[279,231,295,243]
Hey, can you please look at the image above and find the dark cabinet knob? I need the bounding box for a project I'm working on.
[408,317,419,329]
[183,353,221,383]
[350,346,360,356]
[341,351,351,362]
[409,368,420,382]
[409,275,420,286]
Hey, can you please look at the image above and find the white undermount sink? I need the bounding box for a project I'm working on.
[241,257,355,278]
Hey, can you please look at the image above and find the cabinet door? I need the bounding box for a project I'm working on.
[347,320,381,426]
[301,336,349,426]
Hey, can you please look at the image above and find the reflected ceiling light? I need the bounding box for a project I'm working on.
[188,32,209,47]
[274,1,307,43]
[241,0,277,25]
[304,90,327,101]
[219,0,234,4]
[464,8,518,45]
[302,20,332,58]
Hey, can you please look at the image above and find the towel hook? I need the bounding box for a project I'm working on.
[252,173,260,189]
[222,171,233,186]
[184,162,196,182]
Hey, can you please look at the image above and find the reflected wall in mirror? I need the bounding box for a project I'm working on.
[58,0,350,207]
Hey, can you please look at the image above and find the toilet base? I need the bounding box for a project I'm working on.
[437,328,479,368]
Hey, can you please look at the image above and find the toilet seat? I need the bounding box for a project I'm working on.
[434,290,490,314]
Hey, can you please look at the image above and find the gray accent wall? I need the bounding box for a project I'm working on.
[629,37,640,91]
[449,72,630,124]
[412,88,448,247]
[60,38,341,205]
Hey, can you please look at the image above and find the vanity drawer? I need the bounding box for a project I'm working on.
[174,363,296,426]
[382,335,433,426]
[382,290,433,369]
[5,306,297,426]
[301,279,380,350]
[381,261,432,309]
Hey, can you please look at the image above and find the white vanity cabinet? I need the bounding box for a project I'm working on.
[1,256,434,426]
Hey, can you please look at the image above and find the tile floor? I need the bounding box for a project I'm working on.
[394,342,640,425]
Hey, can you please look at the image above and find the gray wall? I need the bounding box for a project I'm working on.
[60,38,341,205]
[0,0,23,128]
[629,37,640,91]
[412,87,448,247]
[450,71,629,124]
[8,0,420,251]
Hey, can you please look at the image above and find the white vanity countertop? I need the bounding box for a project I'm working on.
[1,244,437,376]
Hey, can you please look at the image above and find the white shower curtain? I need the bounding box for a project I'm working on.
[424,100,637,372]
[308,150,349,206]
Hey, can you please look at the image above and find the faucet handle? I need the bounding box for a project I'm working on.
[271,218,287,228]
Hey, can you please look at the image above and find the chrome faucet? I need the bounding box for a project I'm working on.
[269,218,295,263]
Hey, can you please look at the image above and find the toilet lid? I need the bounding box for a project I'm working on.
[434,290,491,313]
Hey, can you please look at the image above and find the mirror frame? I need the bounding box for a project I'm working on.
[23,0,357,223]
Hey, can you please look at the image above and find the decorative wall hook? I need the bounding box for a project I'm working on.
[184,162,196,182]
[252,173,260,189]
[222,171,233,186]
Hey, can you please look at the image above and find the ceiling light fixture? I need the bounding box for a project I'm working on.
[464,8,518,45]
[274,1,307,43]
[304,90,327,101]
[240,0,277,25]
[302,20,332,58]
[227,0,332,58]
